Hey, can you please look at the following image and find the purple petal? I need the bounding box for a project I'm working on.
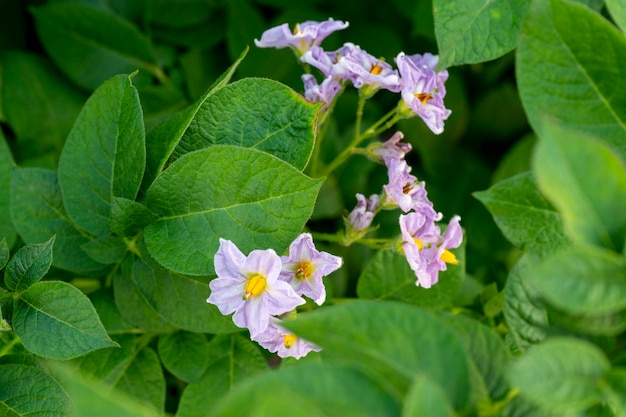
[214,238,246,279]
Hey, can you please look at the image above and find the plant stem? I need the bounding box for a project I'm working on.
[0,335,20,357]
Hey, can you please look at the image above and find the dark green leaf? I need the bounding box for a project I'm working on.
[173,78,317,171]
[285,300,470,408]
[0,131,16,247]
[58,73,145,237]
[150,0,217,28]
[158,331,210,383]
[177,334,268,417]
[0,363,71,416]
[10,167,104,273]
[0,238,8,270]
[517,0,626,160]
[225,0,265,62]
[474,172,569,255]
[508,337,610,412]
[89,288,131,332]
[32,2,161,91]
[491,134,536,183]
[356,245,465,309]
[110,197,154,238]
[13,280,118,360]
[434,0,529,68]
[402,374,455,417]
[4,236,55,292]
[76,333,137,385]
[144,145,323,275]
[81,235,127,265]
[532,121,626,252]
[208,362,399,417]
[114,347,165,412]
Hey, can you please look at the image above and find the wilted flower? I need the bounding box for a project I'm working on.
[207,239,305,338]
[252,318,321,359]
[367,131,412,165]
[254,18,349,55]
[301,74,343,108]
[279,233,343,305]
[399,212,462,288]
[347,193,380,233]
[382,159,440,217]
[396,52,451,134]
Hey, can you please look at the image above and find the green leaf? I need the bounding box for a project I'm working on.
[31,2,161,91]
[208,362,399,417]
[517,0,626,160]
[58,73,145,238]
[13,280,118,360]
[442,313,511,400]
[4,236,55,292]
[76,334,137,385]
[503,254,549,351]
[285,300,470,408]
[114,347,165,412]
[114,257,235,333]
[356,245,465,309]
[81,235,127,265]
[142,47,247,191]
[225,0,265,62]
[177,334,268,417]
[10,167,104,273]
[110,197,155,238]
[526,244,626,315]
[474,172,569,255]
[508,337,611,412]
[0,131,16,248]
[433,0,529,68]
[606,0,626,33]
[402,374,455,417]
[0,51,85,156]
[89,289,132,332]
[532,121,626,252]
[144,145,323,275]
[0,238,8,270]
[0,363,71,416]
[158,331,210,383]
[172,78,317,171]
[491,133,536,184]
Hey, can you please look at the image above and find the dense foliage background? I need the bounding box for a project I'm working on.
[1,0,625,416]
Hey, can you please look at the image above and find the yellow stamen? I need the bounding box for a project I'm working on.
[292,23,301,35]
[440,249,458,265]
[402,182,413,195]
[243,274,267,300]
[370,63,383,75]
[283,334,297,349]
[414,92,433,105]
[414,238,424,250]
[295,262,313,280]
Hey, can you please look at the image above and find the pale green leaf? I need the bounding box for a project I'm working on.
[606,0,626,33]
[402,374,455,417]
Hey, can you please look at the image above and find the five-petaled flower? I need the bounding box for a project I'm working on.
[254,18,349,56]
[252,318,321,359]
[207,238,305,338]
[279,233,343,305]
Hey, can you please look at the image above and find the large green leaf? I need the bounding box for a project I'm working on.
[76,333,137,385]
[10,167,104,273]
[114,347,165,412]
[176,334,268,417]
[285,300,470,408]
[526,244,626,315]
[207,362,399,417]
[356,245,464,309]
[402,374,455,417]
[142,47,247,191]
[144,145,323,275]
[517,0,626,160]
[508,337,611,412]
[158,331,210,383]
[532,121,626,252]
[12,280,117,360]
[474,172,569,256]
[0,363,71,417]
[434,0,529,68]
[58,73,145,238]
[4,236,55,293]
[32,2,161,91]
[172,78,317,171]
[606,0,626,33]
[0,132,16,247]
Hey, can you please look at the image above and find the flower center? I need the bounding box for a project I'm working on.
[295,262,313,280]
[414,92,433,105]
[292,23,302,35]
[283,334,297,348]
[440,249,458,265]
[370,62,383,75]
[413,238,425,250]
[402,182,413,194]
[243,274,267,300]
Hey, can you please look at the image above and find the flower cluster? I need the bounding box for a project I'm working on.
[255,18,451,133]
[207,234,342,359]
[345,131,463,287]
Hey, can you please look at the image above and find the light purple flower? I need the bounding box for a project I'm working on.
[382,159,441,217]
[300,45,342,76]
[301,74,342,108]
[252,318,321,359]
[399,212,462,288]
[368,131,412,165]
[207,239,305,338]
[254,18,349,55]
[279,233,343,305]
[333,43,401,93]
[396,52,451,135]
[347,193,380,232]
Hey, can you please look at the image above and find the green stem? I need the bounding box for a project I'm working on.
[309,95,340,177]
[0,335,20,357]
